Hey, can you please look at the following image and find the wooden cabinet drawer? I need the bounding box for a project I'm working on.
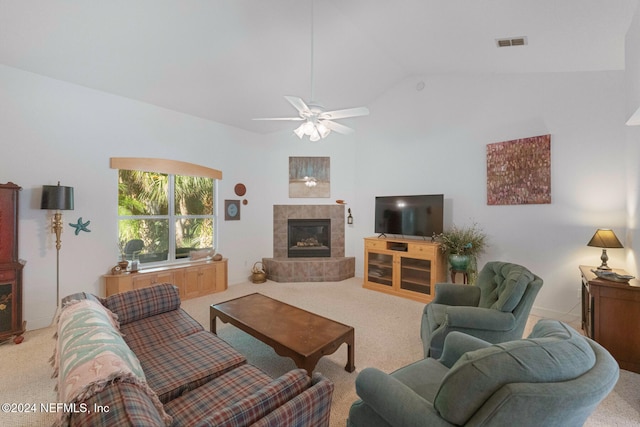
[365,240,386,250]
[132,271,175,290]
[407,243,435,256]
[0,270,15,281]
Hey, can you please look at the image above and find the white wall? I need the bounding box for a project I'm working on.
[625,6,640,275]
[0,64,268,329]
[349,71,628,319]
[0,59,633,329]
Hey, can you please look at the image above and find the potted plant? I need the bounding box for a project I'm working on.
[437,222,487,281]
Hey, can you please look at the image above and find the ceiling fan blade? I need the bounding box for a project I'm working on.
[252,117,305,121]
[322,120,355,135]
[320,106,369,120]
[284,96,311,115]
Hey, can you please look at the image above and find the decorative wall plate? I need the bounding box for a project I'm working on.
[234,183,246,197]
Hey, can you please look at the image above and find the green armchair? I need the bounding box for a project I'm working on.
[347,319,619,427]
[421,261,543,358]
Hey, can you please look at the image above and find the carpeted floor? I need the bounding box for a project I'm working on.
[1,278,638,426]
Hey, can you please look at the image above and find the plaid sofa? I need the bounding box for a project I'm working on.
[56,284,334,427]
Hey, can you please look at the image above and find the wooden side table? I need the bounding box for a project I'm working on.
[580,265,640,373]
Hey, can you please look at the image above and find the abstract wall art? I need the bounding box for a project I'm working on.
[486,134,551,205]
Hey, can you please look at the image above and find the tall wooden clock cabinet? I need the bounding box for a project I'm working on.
[0,182,26,344]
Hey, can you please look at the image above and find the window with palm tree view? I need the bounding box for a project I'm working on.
[118,170,215,264]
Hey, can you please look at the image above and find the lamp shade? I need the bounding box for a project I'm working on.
[40,184,74,210]
[587,229,623,249]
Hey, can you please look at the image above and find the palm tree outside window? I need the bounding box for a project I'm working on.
[117,170,216,264]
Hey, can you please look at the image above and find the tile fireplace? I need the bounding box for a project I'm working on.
[262,205,355,282]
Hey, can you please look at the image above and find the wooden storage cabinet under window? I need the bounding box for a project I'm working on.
[364,237,446,303]
[183,262,224,299]
[104,259,227,299]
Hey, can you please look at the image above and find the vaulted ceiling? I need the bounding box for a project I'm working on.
[1,0,637,134]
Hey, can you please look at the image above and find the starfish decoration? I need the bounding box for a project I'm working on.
[69,217,91,235]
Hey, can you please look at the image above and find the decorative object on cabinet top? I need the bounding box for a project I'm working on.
[590,269,634,283]
[190,248,215,261]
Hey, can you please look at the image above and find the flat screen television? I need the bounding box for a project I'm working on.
[374,194,444,237]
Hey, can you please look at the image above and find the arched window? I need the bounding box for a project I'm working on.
[110,158,222,265]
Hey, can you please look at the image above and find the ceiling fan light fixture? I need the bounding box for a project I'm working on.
[310,129,321,142]
[303,121,315,134]
[294,123,306,138]
[317,122,331,138]
[293,119,331,141]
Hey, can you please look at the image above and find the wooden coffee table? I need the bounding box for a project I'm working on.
[210,293,355,376]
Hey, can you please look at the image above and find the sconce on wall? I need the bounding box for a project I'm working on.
[347,208,353,225]
[587,228,623,271]
[40,182,74,307]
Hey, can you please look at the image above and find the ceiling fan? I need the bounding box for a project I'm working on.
[253,0,369,142]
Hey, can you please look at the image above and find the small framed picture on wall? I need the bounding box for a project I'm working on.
[224,200,241,220]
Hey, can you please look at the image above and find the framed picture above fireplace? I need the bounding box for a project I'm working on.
[289,156,330,198]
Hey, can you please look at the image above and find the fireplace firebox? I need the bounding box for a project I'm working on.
[288,219,331,258]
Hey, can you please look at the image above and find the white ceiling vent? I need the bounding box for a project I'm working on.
[496,36,528,47]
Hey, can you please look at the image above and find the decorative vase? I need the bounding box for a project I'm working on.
[449,254,471,271]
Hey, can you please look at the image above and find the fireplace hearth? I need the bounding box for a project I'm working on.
[288,219,330,258]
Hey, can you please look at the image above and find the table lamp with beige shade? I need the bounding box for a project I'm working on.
[587,228,623,271]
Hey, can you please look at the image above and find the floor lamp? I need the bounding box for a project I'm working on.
[41,182,74,308]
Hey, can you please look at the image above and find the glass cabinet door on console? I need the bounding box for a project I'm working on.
[400,257,432,295]
[366,252,393,287]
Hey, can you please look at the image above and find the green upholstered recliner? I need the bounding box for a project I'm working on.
[347,319,619,427]
[421,261,543,358]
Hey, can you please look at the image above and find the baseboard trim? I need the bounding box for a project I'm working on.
[530,306,580,324]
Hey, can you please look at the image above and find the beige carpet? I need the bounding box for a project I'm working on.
[1,278,638,426]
